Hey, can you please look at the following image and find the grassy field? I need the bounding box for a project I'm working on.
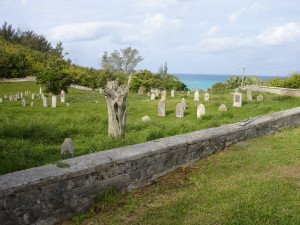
[61,126,300,225]
[0,81,300,175]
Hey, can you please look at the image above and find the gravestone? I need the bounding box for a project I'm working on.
[20,92,23,98]
[171,90,175,97]
[41,93,44,98]
[176,103,185,118]
[61,90,65,103]
[0,98,2,103]
[4,95,7,99]
[22,99,26,107]
[39,87,42,94]
[61,138,75,157]
[66,103,70,107]
[247,89,253,101]
[30,102,34,107]
[16,92,20,100]
[158,100,166,116]
[161,90,167,100]
[181,98,187,110]
[187,91,191,96]
[219,104,227,111]
[194,90,200,101]
[204,92,209,101]
[142,115,151,122]
[52,96,57,108]
[197,104,206,118]
[31,93,35,99]
[257,94,264,101]
[43,97,48,107]
[9,95,12,101]
[233,92,242,107]
[150,93,156,100]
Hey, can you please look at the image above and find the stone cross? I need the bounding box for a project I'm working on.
[43,97,48,107]
[219,104,227,111]
[257,94,264,101]
[233,92,242,107]
[197,104,206,118]
[161,90,167,101]
[158,100,166,116]
[247,89,253,101]
[150,93,156,100]
[22,99,26,107]
[52,96,57,108]
[61,138,75,157]
[204,92,209,101]
[61,90,65,103]
[171,90,175,97]
[176,103,185,118]
[194,90,200,101]
[181,98,187,110]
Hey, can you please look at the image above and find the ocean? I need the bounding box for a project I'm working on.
[174,74,275,91]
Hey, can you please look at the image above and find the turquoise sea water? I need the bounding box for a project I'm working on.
[175,74,275,91]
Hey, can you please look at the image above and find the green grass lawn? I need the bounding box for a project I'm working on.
[61,126,300,225]
[0,82,300,175]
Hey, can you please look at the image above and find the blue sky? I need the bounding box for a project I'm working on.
[1,0,300,76]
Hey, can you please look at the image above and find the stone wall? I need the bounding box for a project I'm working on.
[244,85,300,97]
[1,107,300,225]
[0,77,36,82]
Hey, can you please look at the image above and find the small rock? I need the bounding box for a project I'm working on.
[142,115,151,122]
[61,138,75,157]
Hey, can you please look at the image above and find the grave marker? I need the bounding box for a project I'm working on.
[161,90,167,100]
[197,104,206,118]
[150,93,156,100]
[233,92,242,107]
[204,92,209,101]
[247,89,253,101]
[171,90,175,97]
[219,104,227,111]
[43,97,48,107]
[181,98,187,110]
[257,94,264,101]
[22,99,26,107]
[176,103,184,118]
[52,96,57,108]
[158,100,166,116]
[194,90,200,101]
[61,138,75,157]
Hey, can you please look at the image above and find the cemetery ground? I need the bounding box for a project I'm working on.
[61,126,300,225]
[0,82,300,176]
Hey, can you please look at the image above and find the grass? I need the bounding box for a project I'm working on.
[0,81,300,175]
[60,126,300,225]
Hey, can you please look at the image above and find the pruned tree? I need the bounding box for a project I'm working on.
[102,47,143,138]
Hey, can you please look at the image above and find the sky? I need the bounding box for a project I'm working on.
[1,0,300,76]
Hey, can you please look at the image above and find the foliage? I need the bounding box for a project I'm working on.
[265,73,300,89]
[101,47,143,74]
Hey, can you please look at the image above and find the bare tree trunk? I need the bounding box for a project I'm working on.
[103,77,131,138]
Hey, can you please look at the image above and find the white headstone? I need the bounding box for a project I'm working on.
[197,104,206,118]
[9,95,12,101]
[171,90,175,97]
[61,138,75,157]
[161,90,167,101]
[41,93,44,98]
[233,93,242,107]
[60,90,65,103]
[22,99,26,106]
[204,92,210,101]
[181,98,186,110]
[20,92,23,98]
[31,93,35,99]
[142,115,151,122]
[43,97,48,107]
[52,96,57,108]
[257,94,264,101]
[30,102,34,107]
[194,90,200,101]
[247,89,252,101]
[176,103,185,118]
[158,100,166,116]
[150,93,156,100]
[0,98,2,103]
[39,87,42,94]
[66,103,70,107]
[4,95,7,99]
[219,104,227,111]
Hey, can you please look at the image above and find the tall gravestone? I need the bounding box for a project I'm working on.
[31,94,35,100]
[4,95,7,99]
[0,98,3,103]
[233,92,242,107]
[61,90,65,103]
[197,104,206,118]
[150,93,155,100]
[43,97,48,107]
[247,89,253,101]
[52,96,57,108]
[176,103,184,118]
[158,100,166,116]
[181,98,187,110]
[39,87,42,94]
[171,90,175,97]
[161,90,167,101]
[194,90,200,101]
[204,92,209,101]
[22,99,26,107]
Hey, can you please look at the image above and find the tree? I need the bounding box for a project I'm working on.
[102,47,143,138]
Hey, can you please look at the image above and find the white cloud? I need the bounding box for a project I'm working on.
[20,0,28,5]
[257,22,300,45]
[229,2,264,23]
[205,25,220,36]
[135,0,178,9]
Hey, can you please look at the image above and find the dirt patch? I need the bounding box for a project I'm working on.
[279,166,300,179]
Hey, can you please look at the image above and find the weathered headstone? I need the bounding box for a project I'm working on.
[150,93,156,100]
[233,92,242,107]
[31,93,35,100]
[257,94,264,101]
[39,87,42,94]
[171,90,175,97]
[181,98,187,110]
[219,104,227,111]
[43,97,48,107]
[197,104,206,118]
[22,99,26,107]
[158,100,166,116]
[61,90,65,103]
[61,138,75,157]
[161,90,167,100]
[204,92,210,101]
[9,95,12,101]
[16,92,20,100]
[0,98,2,103]
[52,96,57,108]
[4,95,7,99]
[66,103,70,107]
[194,90,200,101]
[41,93,44,98]
[30,102,34,107]
[176,103,185,118]
[247,89,253,101]
[20,92,23,98]
[142,115,151,122]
